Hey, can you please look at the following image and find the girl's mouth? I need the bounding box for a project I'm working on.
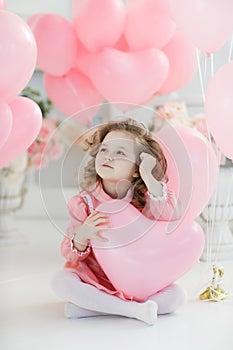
[102,163,113,168]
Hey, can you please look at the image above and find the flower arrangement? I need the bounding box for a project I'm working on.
[0,87,65,187]
[152,101,232,167]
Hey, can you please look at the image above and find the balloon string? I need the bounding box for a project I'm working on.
[228,34,233,62]
[213,159,233,263]
[209,149,221,263]
[196,48,206,103]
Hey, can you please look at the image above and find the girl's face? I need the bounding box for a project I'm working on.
[95,131,139,183]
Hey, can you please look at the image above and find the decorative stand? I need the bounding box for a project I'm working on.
[199,167,233,261]
[0,174,27,245]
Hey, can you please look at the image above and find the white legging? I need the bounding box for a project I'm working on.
[51,270,186,325]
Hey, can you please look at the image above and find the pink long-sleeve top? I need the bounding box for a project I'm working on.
[61,183,181,301]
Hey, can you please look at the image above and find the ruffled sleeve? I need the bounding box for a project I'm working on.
[142,182,182,221]
[60,194,92,263]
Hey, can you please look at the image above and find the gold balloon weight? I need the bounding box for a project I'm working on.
[199,265,228,302]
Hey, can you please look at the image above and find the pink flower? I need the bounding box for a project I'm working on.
[37,119,56,142]
[47,142,64,160]
[29,153,49,169]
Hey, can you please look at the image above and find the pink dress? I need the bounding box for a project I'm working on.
[61,183,181,302]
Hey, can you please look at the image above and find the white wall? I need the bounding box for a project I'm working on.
[6,0,73,20]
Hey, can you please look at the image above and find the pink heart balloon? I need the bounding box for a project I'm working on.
[125,0,176,50]
[92,200,205,300]
[0,97,42,168]
[0,101,13,149]
[72,0,126,52]
[89,48,169,107]
[44,68,103,124]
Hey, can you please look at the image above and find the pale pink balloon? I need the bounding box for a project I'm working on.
[155,124,219,221]
[89,48,169,106]
[92,200,204,300]
[159,31,197,94]
[125,0,176,50]
[29,13,78,76]
[0,11,37,102]
[74,41,93,77]
[0,97,42,169]
[44,68,103,124]
[0,0,6,10]
[27,13,45,31]
[0,102,13,149]
[72,0,126,52]
[167,0,233,53]
[205,61,233,160]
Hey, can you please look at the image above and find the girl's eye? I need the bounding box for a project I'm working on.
[116,150,126,156]
[99,147,107,153]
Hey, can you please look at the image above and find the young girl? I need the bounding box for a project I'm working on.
[52,118,186,325]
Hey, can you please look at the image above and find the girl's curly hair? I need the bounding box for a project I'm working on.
[80,118,168,209]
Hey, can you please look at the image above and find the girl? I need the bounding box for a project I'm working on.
[52,118,186,325]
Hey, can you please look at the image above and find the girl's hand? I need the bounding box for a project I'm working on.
[74,211,111,245]
[139,152,157,184]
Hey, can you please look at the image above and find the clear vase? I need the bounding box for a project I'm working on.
[0,171,27,244]
[199,166,233,261]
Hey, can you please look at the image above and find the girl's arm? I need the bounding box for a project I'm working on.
[142,181,182,221]
[61,195,92,263]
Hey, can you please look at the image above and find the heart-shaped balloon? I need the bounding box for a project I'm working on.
[0,97,42,169]
[44,68,103,124]
[92,200,204,300]
[89,48,169,107]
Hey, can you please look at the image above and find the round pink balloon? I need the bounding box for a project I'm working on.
[72,0,126,52]
[0,102,13,149]
[0,97,42,169]
[89,48,169,106]
[155,124,219,221]
[0,11,37,102]
[159,31,197,94]
[205,61,233,160]
[92,200,204,300]
[44,68,103,124]
[0,0,6,10]
[125,0,176,50]
[29,13,78,76]
[167,0,233,53]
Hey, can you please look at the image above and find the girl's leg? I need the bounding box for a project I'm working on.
[51,270,158,325]
[148,284,187,315]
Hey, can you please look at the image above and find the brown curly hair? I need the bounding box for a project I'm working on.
[80,118,168,209]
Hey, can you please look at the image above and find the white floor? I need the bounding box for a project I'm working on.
[1,217,233,350]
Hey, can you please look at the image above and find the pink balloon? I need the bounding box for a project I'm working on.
[92,200,204,300]
[27,13,45,31]
[72,0,126,52]
[89,48,169,107]
[0,0,6,10]
[155,124,219,221]
[74,41,93,77]
[205,61,233,160]
[0,11,37,102]
[159,32,197,94]
[0,97,42,169]
[167,0,233,53]
[29,14,78,76]
[44,68,103,124]
[0,102,13,149]
[125,0,176,50]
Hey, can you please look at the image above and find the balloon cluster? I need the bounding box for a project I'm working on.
[28,0,198,122]
[0,7,42,168]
